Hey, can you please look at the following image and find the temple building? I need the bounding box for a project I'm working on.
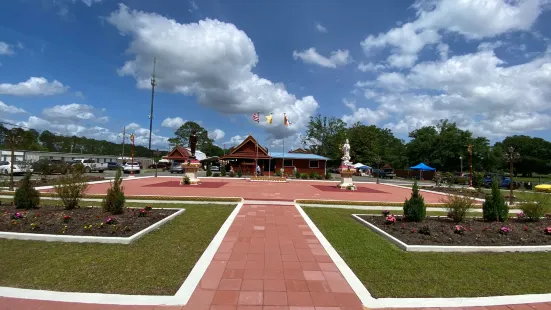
[220,135,329,176]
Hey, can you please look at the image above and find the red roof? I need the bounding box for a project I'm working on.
[165,146,191,160]
[220,135,271,160]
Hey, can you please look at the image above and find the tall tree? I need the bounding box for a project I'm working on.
[347,123,406,168]
[302,114,347,160]
[501,135,551,176]
[173,121,213,151]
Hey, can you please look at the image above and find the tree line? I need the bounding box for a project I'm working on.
[302,115,551,176]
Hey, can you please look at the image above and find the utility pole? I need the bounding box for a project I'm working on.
[121,127,126,160]
[148,57,157,151]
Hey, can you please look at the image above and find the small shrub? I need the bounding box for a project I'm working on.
[482,178,508,222]
[454,225,465,234]
[544,227,551,235]
[301,173,308,179]
[442,172,454,187]
[325,172,332,180]
[441,194,475,222]
[295,169,301,179]
[419,226,431,235]
[102,168,125,215]
[183,175,191,185]
[237,167,243,177]
[13,171,40,210]
[403,181,426,222]
[106,217,117,225]
[206,164,212,177]
[454,176,469,185]
[516,192,551,221]
[385,215,396,224]
[499,226,511,235]
[213,173,220,177]
[309,171,319,179]
[275,170,281,177]
[53,165,89,210]
[229,171,235,177]
[472,172,484,188]
[221,166,226,177]
[138,209,147,217]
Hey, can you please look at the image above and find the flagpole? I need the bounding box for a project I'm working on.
[255,111,259,176]
[131,134,135,177]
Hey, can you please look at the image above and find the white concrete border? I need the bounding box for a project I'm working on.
[0,208,185,244]
[0,195,239,205]
[296,200,551,308]
[352,214,551,253]
[174,200,244,303]
[33,175,156,191]
[0,201,242,306]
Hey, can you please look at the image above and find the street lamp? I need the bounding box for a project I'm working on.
[374,156,381,184]
[459,156,463,175]
[505,146,521,206]
[468,145,473,188]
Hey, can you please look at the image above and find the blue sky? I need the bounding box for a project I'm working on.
[1,0,550,153]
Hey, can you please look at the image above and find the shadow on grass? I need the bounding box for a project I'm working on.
[0,203,235,295]
[303,207,551,298]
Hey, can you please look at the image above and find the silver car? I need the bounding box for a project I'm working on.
[170,161,184,174]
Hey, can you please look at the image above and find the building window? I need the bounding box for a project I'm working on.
[283,159,293,167]
[309,160,319,168]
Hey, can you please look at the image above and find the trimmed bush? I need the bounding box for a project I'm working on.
[221,166,226,177]
[403,181,426,222]
[309,171,319,179]
[206,164,212,177]
[14,172,40,210]
[325,172,332,180]
[102,168,125,214]
[482,178,508,222]
[472,172,484,188]
[442,194,475,222]
[295,169,301,179]
[213,173,220,177]
[237,167,243,177]
[454,176,469,185]
[53,164,89,210]
[517,192,551,221]
[300,173,308,179]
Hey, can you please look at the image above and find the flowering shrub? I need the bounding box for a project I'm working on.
[138,209,147,217]
[544,227,551,235]
[63,215,71,223]
[106,217,117,225]
[410,227,417,233]
[401,223,406,229]
[385,215,396,224]
[499,226,512,235]
[83,224,93,231]
[382,210,390,216]
[11,212,24,220]
[59,225,68,234]
[97,222,105,229]
[419,226,431,235]
[144,206,153,211]
[454,225,465,234]
[523,225,529,231]
[30,223,39,231]
[517,212,526,219]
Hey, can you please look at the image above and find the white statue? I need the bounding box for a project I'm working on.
[341,139,352,166]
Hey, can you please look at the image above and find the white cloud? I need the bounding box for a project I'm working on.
[293,48,352,68]
[0,101,27,114]
[0,77,69,96]
[357,62,386,72]
[360,0,548,68]
[316,23,327,33]
[81,0,103,6]
[161,117,186,130]
[126,122,141,130]
[351,47,551,138]
[106,4,318,139]
[0,42,14,55]
[477,41,505,51]
[42,103,96,121]
[224,135,246,147]
[188,0,199,12]
[208,128,225,140]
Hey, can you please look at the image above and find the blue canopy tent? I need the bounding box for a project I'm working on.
[409,162,436,180]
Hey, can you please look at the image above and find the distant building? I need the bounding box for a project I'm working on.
[0,149,154,166]
[288,148,311,154]
[163,146,207,162]
[220,135,328,175]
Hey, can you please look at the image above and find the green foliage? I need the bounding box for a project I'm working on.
[295,169,301,179]
[472,172,485,188]
[501,135,551,176]
[454,176,469,185]
[237,167,242,177]
[482,178,508,221]
[274,170,281,177]
[442,172,455,187]
[53,165,89,210]
[442,195,475,222]
[102,169,125,214]
[325,172,332,180]
[516,192,551,221]
[309,171,319,179]
[183,175,191,184]
[301,173,308,179]
[347,122,407,168]
[13,172,40,210]
[220,165,226,177]
[403,181,426,222]
[213,173,220,177]
[206,164,212,177]
[302,114,348,160]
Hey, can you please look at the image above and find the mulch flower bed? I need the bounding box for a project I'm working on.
[420,186,520,201]
[359,213,551,246]
[0,204,177,237]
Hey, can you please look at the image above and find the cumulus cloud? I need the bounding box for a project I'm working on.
[0,41,14,55]
[316,23,327,33]
[0,77,69,96]
[161,117,186,130]
[225,135,246,147]
[293,48,352,68]
[0,101,27,114]
[106,4,318,139]
[360,0,548,68]
[42,103,96,121]
[208,128,225,140]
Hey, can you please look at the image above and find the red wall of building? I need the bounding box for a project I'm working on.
[273,158,326,176]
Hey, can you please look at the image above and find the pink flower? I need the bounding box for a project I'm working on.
[385,215,397,224]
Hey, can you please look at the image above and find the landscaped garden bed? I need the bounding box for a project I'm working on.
[0,204,177,237]
[420,186,520,201]
[357,214,551,246]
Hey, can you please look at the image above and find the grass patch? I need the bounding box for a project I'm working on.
[303,206,551,298]
[0,203,235,295]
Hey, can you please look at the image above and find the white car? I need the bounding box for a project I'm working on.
[0,161,31,176]
[123,162,141,174]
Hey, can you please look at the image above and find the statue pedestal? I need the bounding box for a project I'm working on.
[338,169,355,189]
[181,162,201,185]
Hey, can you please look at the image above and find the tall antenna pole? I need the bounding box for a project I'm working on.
[148,57,157,151]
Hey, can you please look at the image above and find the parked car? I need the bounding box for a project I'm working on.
[107,162,121,170]
[483,175,521,189]
[123,162,141,174]
[72,159,108,173]
[170,161,184,174]
[211,165,220,172]
[148,162,169,170]
[535,181,551,193]
[372,169,394,179]
[0,160,30,176]
[32,159,70,175]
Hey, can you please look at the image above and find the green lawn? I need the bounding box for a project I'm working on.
[303,207,551,298]
[0,202,235,295]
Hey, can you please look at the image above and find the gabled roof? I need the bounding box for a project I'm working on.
[268,152,329,160]
[288,148,311,154]
[165,146,191,160]
[220,135,270,159]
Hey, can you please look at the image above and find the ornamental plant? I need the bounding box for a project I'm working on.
[517,212,526,219]
[499,226,511,235]
[382,210,390,216]
[419,226,431,235]
[53,164,89,210]
[106,217,117,225]
[544,227,551,235]
[206,164,212,177]
[237,167,243,177]
[403,181,426,222]
[441,194,474,223]
[14,171,40,210]
[454,225,465,234]
[295,169,301,179]
[102,168,125,215]
[221,165,227,177]
[144,206,152,211]
[516,192,551,221]
[138,209,147,217]
[183,175,191,185]
[11,212,24,220]
[62,215,71,223]
[30,223,39,231]
[482,178,508,222]
[385,215,396,224]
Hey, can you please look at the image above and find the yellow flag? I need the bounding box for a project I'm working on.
[265,113,273,124]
